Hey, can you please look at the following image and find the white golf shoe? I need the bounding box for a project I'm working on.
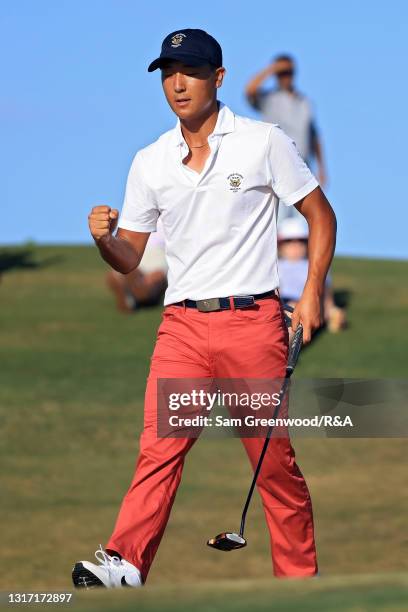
[72,545,143,589]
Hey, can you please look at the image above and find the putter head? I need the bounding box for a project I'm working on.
[207,532,247,551]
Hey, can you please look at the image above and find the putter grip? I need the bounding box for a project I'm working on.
[287,324,303,374]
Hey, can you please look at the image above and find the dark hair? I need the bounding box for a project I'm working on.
[274,54,295,64]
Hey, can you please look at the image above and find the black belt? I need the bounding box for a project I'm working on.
[172,289,279,312]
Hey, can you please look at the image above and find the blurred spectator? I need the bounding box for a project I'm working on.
[106,218,167,313]
[278,217,346,335]
[246,54,327,221]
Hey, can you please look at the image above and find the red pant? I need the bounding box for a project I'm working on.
[106,296,318,580]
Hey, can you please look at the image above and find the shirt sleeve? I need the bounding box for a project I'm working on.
[267,124,319,206]
[247,89,266,111]
[117,151,159,232]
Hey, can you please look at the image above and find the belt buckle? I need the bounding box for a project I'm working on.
[196,298,221,312]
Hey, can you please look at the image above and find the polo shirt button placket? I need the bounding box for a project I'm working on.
[195,137,219,187]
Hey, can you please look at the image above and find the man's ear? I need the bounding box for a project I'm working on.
[215,67,226,89]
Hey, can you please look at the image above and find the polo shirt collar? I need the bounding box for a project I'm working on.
[173,101,235,147]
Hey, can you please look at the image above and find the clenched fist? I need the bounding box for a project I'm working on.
[88,205,119,242]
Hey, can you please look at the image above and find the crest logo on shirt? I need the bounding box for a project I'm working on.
[171,33,186,48]
[227,173,243,192]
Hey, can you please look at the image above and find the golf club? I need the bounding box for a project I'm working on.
[207,309,303,551]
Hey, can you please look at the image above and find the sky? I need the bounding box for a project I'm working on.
[1,0,408,258]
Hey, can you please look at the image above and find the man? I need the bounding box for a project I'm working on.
[246,55,327,220]
[72,28,336,589]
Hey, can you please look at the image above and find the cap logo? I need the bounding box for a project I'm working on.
[171,33,186,48]
[228,173,243,192]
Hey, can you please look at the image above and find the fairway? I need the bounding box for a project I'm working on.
[5,574,408,611]
[1,245,407,610]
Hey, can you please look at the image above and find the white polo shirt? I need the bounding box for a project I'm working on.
[117,102,318,306]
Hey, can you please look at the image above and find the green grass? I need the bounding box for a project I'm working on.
[0,245,407,610]
[10,574,408,612]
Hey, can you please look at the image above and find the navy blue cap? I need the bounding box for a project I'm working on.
[148,28,222,72]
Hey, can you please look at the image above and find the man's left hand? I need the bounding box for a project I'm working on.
[291,286,324,344]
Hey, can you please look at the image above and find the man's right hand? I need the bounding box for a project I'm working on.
[88,205,119,242]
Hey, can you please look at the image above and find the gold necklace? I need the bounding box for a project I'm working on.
[188,142,209,149]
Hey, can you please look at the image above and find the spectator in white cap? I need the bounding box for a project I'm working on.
[278,217,346,335]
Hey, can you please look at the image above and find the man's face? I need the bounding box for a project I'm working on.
[161,61,225,120]
[276,60,295,90]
